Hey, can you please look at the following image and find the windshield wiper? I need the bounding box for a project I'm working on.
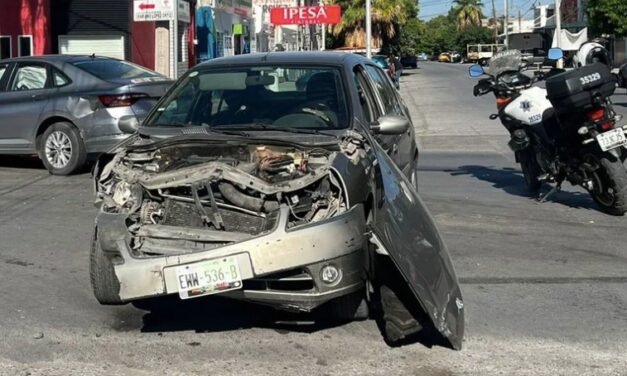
[147,122,250,137]
[214,123,339,138]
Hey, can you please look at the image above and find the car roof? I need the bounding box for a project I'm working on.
[0,54,121,64]
[196,51,368,68]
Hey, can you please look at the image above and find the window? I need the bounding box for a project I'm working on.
[365,65,398,114]
[72,59,160,81]
[0,36,11,59]
[52,68,71,87]
[147,66,349,130]
[353,69,378,123]
[18,35,33,57]
[11,64,48,91]
[0,63,8,83]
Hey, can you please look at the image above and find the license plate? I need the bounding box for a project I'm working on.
[596,128,627,151]
[175,256,242,299]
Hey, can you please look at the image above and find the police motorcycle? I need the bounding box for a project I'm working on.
[469,48,627,215]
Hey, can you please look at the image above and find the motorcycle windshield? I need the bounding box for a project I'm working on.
[489,49,522,77]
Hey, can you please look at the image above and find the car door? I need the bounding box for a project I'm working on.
[353,65,399,163]
[0,61,51,152]
[366,65,410,170]
[363,64,414,172]
[368,134,465,350]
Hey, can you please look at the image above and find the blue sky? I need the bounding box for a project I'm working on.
[418,0,543,21]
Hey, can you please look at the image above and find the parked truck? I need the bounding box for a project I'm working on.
[466,44,506,65]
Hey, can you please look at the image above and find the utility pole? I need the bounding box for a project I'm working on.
[518,9,521,33]
[491,0,497,43]
[504,0,509,49]
[555,0,563,68]
[366,0,372,58]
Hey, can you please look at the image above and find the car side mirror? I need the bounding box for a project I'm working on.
[547,48,563,61]
[118,115,139,134]
[371,115,409,135]
[469,64,484,77]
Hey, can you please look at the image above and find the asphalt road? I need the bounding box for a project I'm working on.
[1,62,627,376]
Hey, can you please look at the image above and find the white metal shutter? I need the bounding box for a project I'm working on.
[58,35,125,60]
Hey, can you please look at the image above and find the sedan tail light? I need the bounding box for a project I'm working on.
[98,93,149,108]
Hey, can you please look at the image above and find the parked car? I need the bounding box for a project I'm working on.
[370,54,399,88]
[401,55,418,68]
[91,52,464,348]
[520,48,549,66]
[449,51,462,63]
[417,52,429,61]
[0,55,173,175]
[438,52,451,63]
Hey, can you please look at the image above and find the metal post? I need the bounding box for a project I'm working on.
[366,0,372,58]
[173,0,179,78]
[555,0,563,68]
[504,0,509,49]
[321,24,326,50]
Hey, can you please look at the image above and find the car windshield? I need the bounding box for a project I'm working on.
[145,65,350,130]
[488,49,522,77]
[72,59,160,81]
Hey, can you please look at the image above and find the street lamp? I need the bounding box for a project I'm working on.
[366,0,372,58]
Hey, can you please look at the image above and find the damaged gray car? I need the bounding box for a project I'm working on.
[90,52,464,349]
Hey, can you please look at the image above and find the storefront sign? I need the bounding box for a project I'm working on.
[134,0,191,22]
[134,0,174,21]
[178,0,191,23]
[270,5,341,25]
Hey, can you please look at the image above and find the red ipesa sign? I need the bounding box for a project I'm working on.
[270,5,341,25]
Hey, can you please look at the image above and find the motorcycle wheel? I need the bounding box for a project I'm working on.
[586,153,627,216]
[518,150,542,193]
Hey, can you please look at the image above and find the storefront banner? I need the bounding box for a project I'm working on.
[270,5,341,25]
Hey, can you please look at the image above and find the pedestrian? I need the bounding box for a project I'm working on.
[389,54,403,88]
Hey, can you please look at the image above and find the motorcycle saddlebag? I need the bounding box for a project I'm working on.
[545,63,615,112]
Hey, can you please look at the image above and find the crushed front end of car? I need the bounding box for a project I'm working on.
[91,138,368,313]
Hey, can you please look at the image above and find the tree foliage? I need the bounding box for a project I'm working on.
[453,0,484,30]
[330,0,418,48]
[586,0,627,36]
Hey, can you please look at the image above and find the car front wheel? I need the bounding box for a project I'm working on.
[39,122,87,175]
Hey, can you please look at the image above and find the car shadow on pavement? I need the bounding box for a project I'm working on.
[448,165,600,212]
[136,295,349,335]
[0,155,44,170]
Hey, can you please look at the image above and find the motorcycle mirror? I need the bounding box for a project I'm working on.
[469,64,484,77]
[547,48,564,61]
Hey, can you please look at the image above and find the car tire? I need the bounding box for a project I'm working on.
[327,289,369,322]
[373,256,429,345]
[39,122,87,175]
[90,229,123,305]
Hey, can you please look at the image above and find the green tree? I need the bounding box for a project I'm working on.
[419,15,457,54]
[453,0,484,30]
[396,18,424,56]
[331,0,418,48]
[586,0,627,36]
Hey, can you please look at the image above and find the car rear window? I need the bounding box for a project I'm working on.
[72,59,158,81]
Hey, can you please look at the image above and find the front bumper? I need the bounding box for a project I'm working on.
[96,204,367,310]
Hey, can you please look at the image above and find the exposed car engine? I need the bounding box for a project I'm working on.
[95,142,346,256]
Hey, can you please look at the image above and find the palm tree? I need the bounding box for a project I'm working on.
[454,0,484,30]
[331,0,412,48]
